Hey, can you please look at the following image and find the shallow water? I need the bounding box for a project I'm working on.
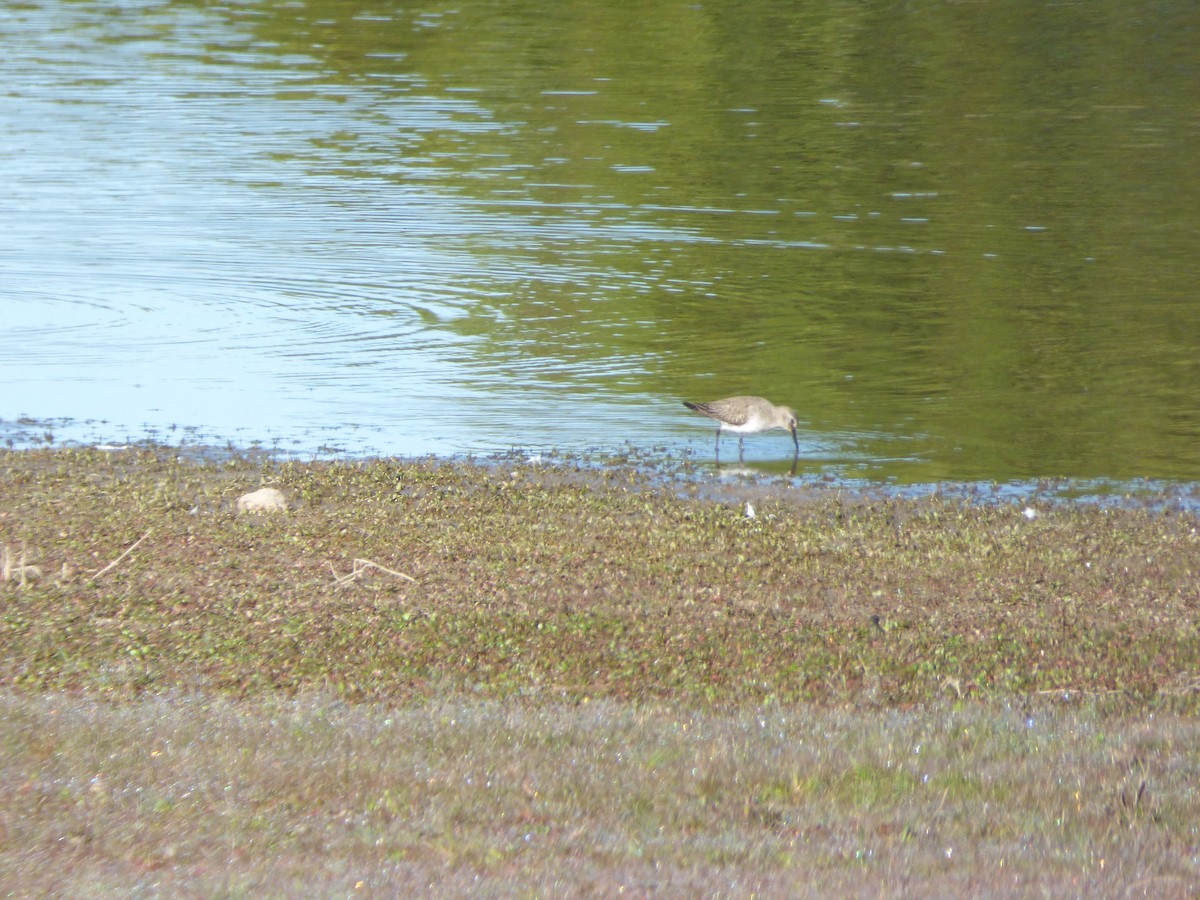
[3,1,1199,489]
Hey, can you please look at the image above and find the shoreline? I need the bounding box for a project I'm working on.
[4,431,1199,512]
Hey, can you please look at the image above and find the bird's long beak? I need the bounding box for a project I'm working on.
[790,424,799,452]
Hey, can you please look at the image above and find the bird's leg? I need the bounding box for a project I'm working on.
[714,428,721,464]
[738,436,745,462]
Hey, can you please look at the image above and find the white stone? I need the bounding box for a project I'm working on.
[237,487,289,514]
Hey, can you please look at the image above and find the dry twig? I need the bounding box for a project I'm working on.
[3,544,43,587]
[332,557,417,587]
[93,530,153,578]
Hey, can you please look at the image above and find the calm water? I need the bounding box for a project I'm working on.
[3,0,1199,488]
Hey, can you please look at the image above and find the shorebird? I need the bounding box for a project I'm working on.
[683,395,799,463]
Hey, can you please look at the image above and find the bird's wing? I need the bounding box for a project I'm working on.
[687,399,750,426]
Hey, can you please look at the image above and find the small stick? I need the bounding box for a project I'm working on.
[354,558,416,582]
[332,557,416,586]
[93,530,152,578]
[3,544,42,586]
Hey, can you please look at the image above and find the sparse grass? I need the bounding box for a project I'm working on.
[1,693,1197,895]
[1,447,1199,893]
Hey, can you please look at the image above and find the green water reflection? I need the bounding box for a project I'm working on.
[23,1,1200,480]
[288,0,1195,479]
